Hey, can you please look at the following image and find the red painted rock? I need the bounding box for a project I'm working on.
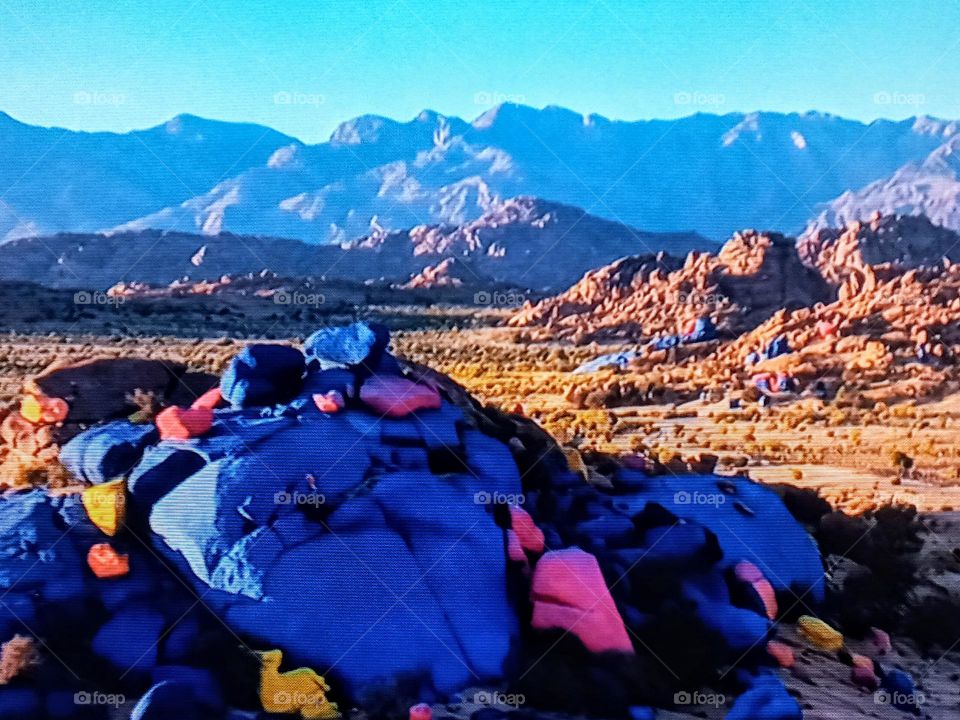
[359,376,441,418]
[530,548,634,654]
[509,505,545,554]
[766,640,794,668]
[409,704,432,720]
[191,387,223,411]
[87,543,130,579]
[156,406,214,440]
[313,391,345,414]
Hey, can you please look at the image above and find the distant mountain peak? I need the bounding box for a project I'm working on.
[329,114,395,145]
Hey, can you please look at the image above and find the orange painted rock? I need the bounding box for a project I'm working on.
[851,659,879,689]
[156,406,214,440]
[87,543,130,579]
[850,653,874,671]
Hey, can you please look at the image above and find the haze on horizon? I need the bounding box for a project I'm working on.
[1,0,958,143]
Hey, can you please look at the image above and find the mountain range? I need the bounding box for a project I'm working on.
[0,197,710,291]
[2,106,959,245]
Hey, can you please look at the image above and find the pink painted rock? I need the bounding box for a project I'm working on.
[359,376,441,418]
[509,505,545,554]
[506,529,527,564]
[734,560,764,584]
[735,561,778,619]
[871,627,892,654]
[530,548,634,654]
[766,640,794,668]
[753,578,778,620]
[156,406,213,440]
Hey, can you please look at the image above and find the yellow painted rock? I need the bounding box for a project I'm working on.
[259,649,339,719]
[797,615,843,652]
[82,479,127,537]
[20,394,69,425]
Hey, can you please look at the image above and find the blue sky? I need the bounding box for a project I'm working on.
[1,0,958,142]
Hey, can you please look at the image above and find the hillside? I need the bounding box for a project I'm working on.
[0,197,710,292]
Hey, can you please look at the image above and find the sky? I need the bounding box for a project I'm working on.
[1,0,958,143]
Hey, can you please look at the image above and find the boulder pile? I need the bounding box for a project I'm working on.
[509,230,830,342]
[512,215,960,405]
[0,322,845,719]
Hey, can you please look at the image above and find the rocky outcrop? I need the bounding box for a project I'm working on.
[798,213,960,285]
[509,229,830,341]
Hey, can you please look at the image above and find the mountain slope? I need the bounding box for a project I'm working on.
[807,131,960,234]
[0,197,711,291]
[114,108,959,242]
[0,112,296,242]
